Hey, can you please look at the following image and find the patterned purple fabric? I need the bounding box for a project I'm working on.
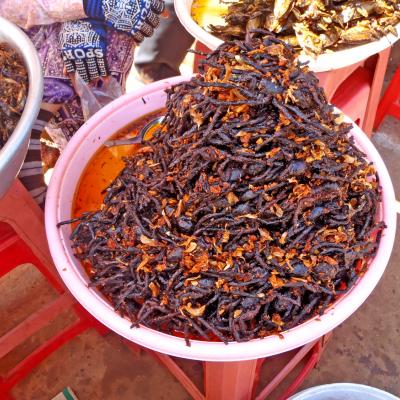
[43,78,75,104]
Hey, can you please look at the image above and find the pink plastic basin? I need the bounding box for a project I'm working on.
[45,76,397,362]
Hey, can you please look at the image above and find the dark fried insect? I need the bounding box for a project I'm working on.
[62,31,383,344]
[0,43,28,149]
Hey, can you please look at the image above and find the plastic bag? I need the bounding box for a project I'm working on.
[44,72,124,152]
[73,71,123,121]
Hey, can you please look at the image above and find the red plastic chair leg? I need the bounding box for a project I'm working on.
[320,47,389,137]
[0,386,14,400]
[152,352,204,400]
[204,359,260,400]
[1,319,91,393]
[276,342,322,400]
[122,332,332,400]
[254,340,318,400]
[386,100,400,120]
[0,294,73,359]
[374,65,400,130]
[0,180,63,291]
[363,47,391,135]
[0,227,63,292]
[124,342,205,400]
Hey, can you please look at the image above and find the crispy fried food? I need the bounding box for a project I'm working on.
[0,43,28,149]
[210,0,400,56]
[65,32,383,344]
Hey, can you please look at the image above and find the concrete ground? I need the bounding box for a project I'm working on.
[1,45,399,400]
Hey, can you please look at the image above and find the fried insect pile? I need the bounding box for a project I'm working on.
[0,43,28,149]
[210,0,400,56]
[68,33,383,344]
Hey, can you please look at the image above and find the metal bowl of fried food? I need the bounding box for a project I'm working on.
[0,16,43,199]
[175,0,400,72]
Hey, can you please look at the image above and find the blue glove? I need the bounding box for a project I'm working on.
[59,19,109,83]
[83,0,165,43]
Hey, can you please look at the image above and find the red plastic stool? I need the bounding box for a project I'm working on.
[124,333,331,400]
[353,48,391,135]
[374,65,400,130]
[328,47,391,137]
[0,179,108,400]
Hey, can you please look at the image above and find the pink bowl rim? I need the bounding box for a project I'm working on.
[45,76,397,361]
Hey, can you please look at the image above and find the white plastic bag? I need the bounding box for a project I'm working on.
[73,71,123,121]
